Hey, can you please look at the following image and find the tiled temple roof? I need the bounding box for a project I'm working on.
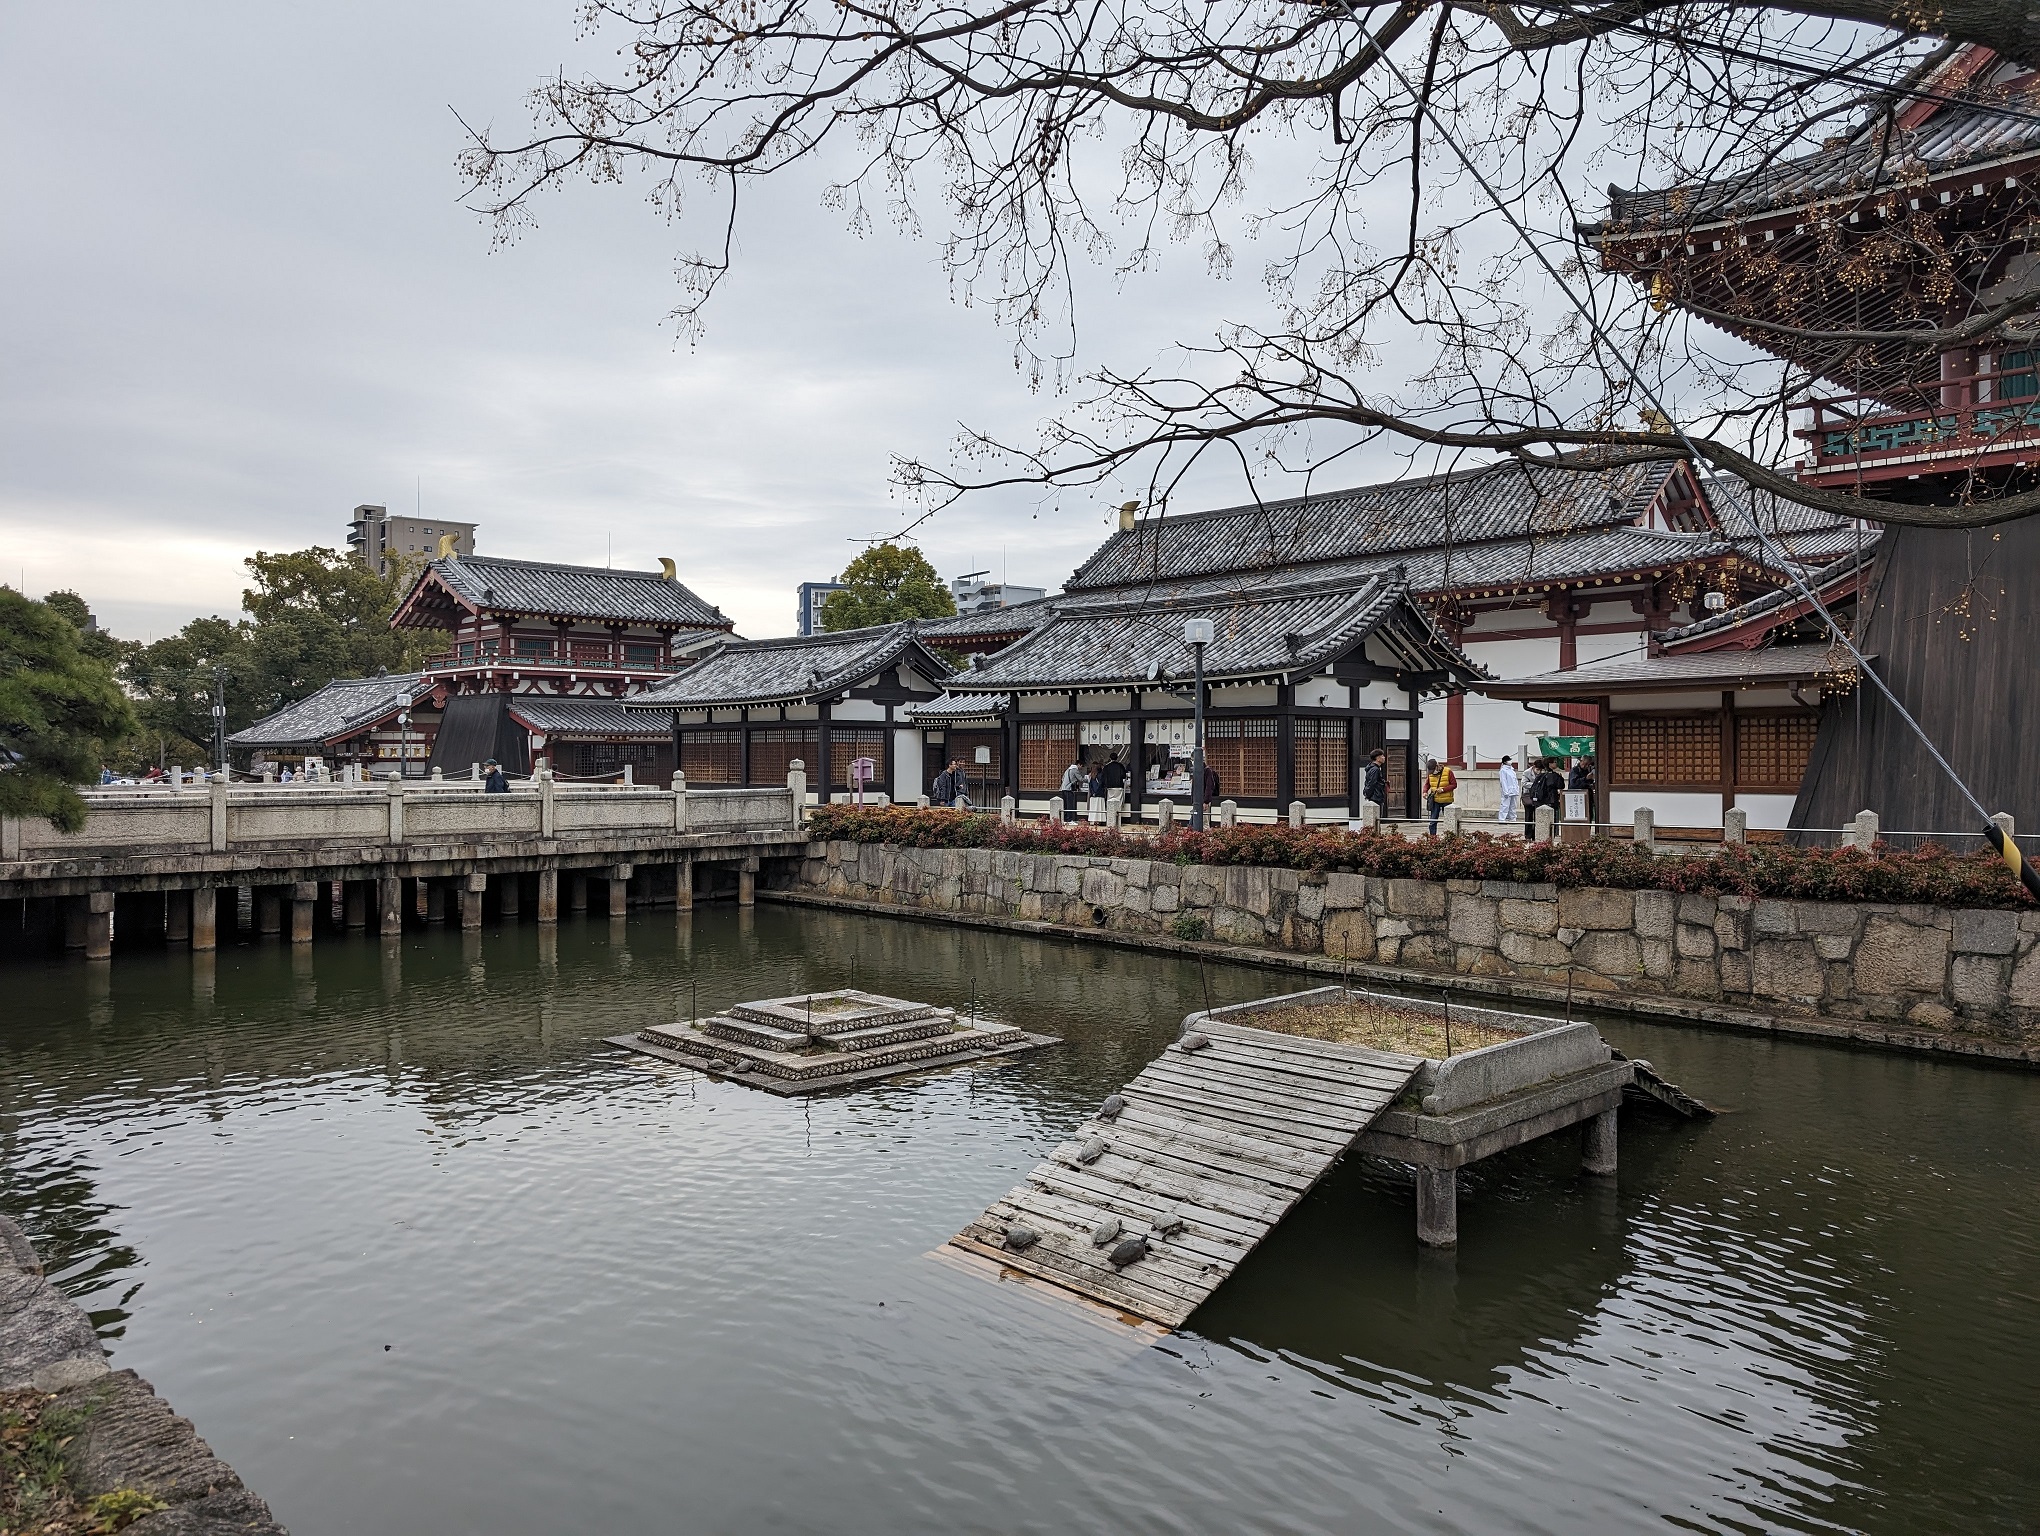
[1659,542,1877,650]
[624,622,951,708]
[1479,642,1865,697]
[904,692,1011,722]
[947,574,1480,694]
[916,599,1058,645]
[505,697,672,737]
[418,555,729,628]
[229,674,431,748]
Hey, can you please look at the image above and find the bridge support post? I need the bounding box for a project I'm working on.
[290,882,317,945]
[344,882,367,929]
[499,874,521,918]
[536,868,558,925]
[460,873,485,930]
[259,887,283,939]
[423,880,445,924]
[569,875,588,915]
[84,892,114,961]
[738,856,757,908]
[191,887,217,951]
[1582,1108,1618,1176]
[675,857,694,913]
[166,889,192,945]
[607,865,632,918]
[377,875,402,936]
[63,896,88,950]
[1415,1166,1457,1247]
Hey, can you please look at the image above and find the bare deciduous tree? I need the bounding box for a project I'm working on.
[459,2,2040,528]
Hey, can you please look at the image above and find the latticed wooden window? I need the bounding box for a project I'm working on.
[1736,712,1819,790]
[1018,721,1077,791]
[828,728,885,788]
[1205,718,1279,799]
[1608,713,1722,788]
[1291,718,1350,799]
[748,728,819,786]
[944,730,1004,781]
[678,729,740,784]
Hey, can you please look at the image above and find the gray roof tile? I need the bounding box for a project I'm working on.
[505,697,672,736]
[625,622,952,707]
[229,674,431,748]
[423,555,729,628]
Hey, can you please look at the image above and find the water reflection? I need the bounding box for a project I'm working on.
[0,906,2032,1535]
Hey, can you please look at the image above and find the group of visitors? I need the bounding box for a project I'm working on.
[1412,752,1594,837]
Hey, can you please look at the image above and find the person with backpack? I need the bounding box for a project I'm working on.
[1523,758,1563,840]
[1424,757,1457,836]
[1362,748,1389,818]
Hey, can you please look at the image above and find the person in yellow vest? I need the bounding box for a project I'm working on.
[1424,757,1457,836]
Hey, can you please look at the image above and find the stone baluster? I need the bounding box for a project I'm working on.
[1048,795,1065,823]
[1633,807,1655,852]
[1000,795,1016,823]
[1156,798,1175,831]
[1360,801,1381,831]
[1535,805,1556,843]
[1723,807,1747,845]
[1219,800,1238,828]
[1440,805,1460,837]
[1287,800,1306,829]
[787,760,807,829]
[673,769,690,832]
[1849,808,1879,852]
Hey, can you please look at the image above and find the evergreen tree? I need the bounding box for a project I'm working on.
[818,543,956,631]
[0,589,140,830]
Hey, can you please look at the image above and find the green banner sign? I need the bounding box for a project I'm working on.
[1537,736,1596,758]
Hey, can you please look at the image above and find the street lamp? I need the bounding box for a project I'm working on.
[210,667,227,778]
[397,709,411,780]
[1184,617,1214,830]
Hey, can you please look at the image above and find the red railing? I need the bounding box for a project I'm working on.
[422,651,685,674]
[1794,364,2040,483]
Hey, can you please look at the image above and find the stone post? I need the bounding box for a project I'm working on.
[1219,800,1238,828]
[344,882,367,928]
[1632,807,1655,851]
[1044,795,1063,823]
[1439,805,1460,837]
[260,764,275,784]
[63,896,88,950]
[570,874,588,913]
[608,864,632,917]
[1993,810,2016,846]
[787,761,806,829]
[675,856,694,912]
[915,795,930,809]
[1361,801,1381,831]
[377,874,403,936]
[461,872,486,930]
[1156,798,1175,831]
[430,766,444,782]
[499,874,521,917]
[1535,805,1556,843]
[191,887,217,951]
[1723,807,1748,845]
[738,856,758,908]
[166,888,192,944]
[1849,809,1879,852]
[536,867,559,924]
[210,771,230,852]
[290,882,317,945]
[1415,1166,1457,1247]
[259,887,283,938]
[470,762,481,781]
[539,762,556,838]
[387,776,406,845]
[623,763,634,788]
[1288,800,1306,829]
[1000,795,1016,823]
[423,880,445,925]
[84,891,114,960]
[1583,1108,1618,1175]
[672,770,689,832]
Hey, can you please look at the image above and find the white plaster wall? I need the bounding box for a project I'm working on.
[1457,635,1563,763]
[1294,677,1350,709]
[1734,792,1798,830]
[892,728,924,802]
[1610,790,1722,828]
[1208,684,1278,707]
[1018,694,1067,714]
[830,697,887,721]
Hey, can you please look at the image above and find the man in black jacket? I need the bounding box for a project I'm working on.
[1362,748,1388,817]
[483,759,509,793]
[1522,758,1562,840]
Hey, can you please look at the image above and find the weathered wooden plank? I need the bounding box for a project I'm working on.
[974,1197,1217,1306]
[1105,1105,1334,1172]
[954,1229,1196,1325]
[1031,1157,1281,1234]
[1137,1060,1400,1126]
[1142,1050,1409,1108]
[1189,1039,1421,1091]
[1119,1081,1365,1146]
[1101,1115,1327,1190]
[1007,1182,1251,1270]
[1199,1021,1424,1071]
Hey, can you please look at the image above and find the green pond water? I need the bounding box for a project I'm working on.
[2,902,2036,1534]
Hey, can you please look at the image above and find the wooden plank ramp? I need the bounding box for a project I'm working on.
[949,1021,1423,1331]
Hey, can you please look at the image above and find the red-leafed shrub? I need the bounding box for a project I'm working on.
[803,805,2033,909]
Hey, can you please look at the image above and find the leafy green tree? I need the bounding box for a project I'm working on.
[0,589,140,830]
[819,543,957,631]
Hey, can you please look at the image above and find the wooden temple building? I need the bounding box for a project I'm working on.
[1579,42,2040,834]
[227,672,439,777]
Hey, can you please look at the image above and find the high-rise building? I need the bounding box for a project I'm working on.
[348,503,478,576]
[795,580,847,635]
[949,571,1047,613]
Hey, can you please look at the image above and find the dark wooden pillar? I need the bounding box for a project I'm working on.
[817,703,833,802]
[1275,685,1296,808]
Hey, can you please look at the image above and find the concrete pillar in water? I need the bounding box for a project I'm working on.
[423,880,446,924]
[290,882,317,945]
[675,857,694,913]
[190,887,217,952]
[460,872,485,930]
[84,891,114,961]
[536,868,559,925]
[414,878,430,920]
[607,864,632,918]
[64,896,88,950]
[166,888,192,945]
[569,875,588,914]
[344,882,368,929]
[1583,1108,1618,1176]
[259,887,283,938]
[1415,1166,1457,1247]
[738,858,757,908]
[499,873,521,918]
[377,875,403,936]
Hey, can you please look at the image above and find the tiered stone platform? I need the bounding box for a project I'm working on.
[608,988,1058,1095]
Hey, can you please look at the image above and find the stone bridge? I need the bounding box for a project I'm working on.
[1,772,806,961]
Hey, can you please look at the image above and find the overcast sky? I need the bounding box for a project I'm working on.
[0,2,1432,643]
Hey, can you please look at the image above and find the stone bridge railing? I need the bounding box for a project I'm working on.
[2,774,798,865]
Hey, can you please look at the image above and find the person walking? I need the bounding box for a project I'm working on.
[1523,758,1562,840]
[1497,754,1520,827]
[1424,757,1457,836]
[1362,747,1389,819]
[483,758,509,793]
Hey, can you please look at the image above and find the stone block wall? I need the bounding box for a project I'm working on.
[787,840,2040,1042]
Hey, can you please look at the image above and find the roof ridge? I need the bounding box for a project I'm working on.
[448,554,680,580]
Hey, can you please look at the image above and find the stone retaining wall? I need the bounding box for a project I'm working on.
[787,840,2040,1042]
